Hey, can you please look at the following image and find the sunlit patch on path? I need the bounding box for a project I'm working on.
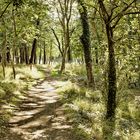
[7,78,73,140]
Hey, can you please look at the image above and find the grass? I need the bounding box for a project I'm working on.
[60,86,140,140]
[53,63,140,140]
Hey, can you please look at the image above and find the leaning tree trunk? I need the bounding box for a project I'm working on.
[29,38,37,64]
[78,0,95,87]
[106,24,117,119]
[29,19,40,64]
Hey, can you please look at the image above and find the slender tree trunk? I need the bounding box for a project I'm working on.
[20,46,25,64]
[43,42,46,64]
[12,8,16,79]
[106,24,117,119]
[92,21,100,64]
[0,55,2,62]
[78,0,95,87]
[15,49,19,64]
[24,44,29,64]
[6,47,10,63]
[49,42,52,65]
[39,47,42,64]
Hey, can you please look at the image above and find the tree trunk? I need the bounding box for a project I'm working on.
[60,50,67,73]
[29,38,37,64]
[39,47,42,64]
[49,42,52,65]
[78,0,95,87]
[106,24,117,119]
[24,45,29,64]
[6,47,10,63]
[15,48,19,64]
[67,46,72,62]
[20,46,25,64]
[29,19,40,64]
[12,9,16,79]
[43,42,46,64]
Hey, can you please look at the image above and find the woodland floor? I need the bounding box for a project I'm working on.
[1,72,75,140]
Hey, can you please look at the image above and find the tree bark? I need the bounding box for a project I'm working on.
[78,0,95,87]
[105,24,117,119]
[67,46,72,62]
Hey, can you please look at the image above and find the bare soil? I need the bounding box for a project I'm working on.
[1,76,74,140]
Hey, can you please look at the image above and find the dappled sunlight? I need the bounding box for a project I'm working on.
[6,77,73,140]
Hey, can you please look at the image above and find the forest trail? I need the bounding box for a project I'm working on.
[6,75,73,140]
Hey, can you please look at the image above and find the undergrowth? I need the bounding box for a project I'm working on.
[56,63,140,140]
[60,85,140,140]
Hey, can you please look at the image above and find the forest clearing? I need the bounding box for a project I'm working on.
[0,0,140,140]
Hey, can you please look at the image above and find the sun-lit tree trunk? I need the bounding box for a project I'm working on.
[91,19,100,64]
[12,8,16,79]
[78,0,95,87]
[56,0,74,73]
[49,41,53,65]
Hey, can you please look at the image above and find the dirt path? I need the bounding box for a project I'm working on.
[4,77,73,140]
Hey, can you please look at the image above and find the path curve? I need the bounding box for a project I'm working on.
[5,78,73,140]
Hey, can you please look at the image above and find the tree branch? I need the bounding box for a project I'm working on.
[98,0,109,22]
[111,0,137,22]
[111,0,137,28]
[0,1,12,19]
[51,28,63,56]
[124,11,140,15]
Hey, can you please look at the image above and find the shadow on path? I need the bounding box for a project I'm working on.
[2,77,73,140]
